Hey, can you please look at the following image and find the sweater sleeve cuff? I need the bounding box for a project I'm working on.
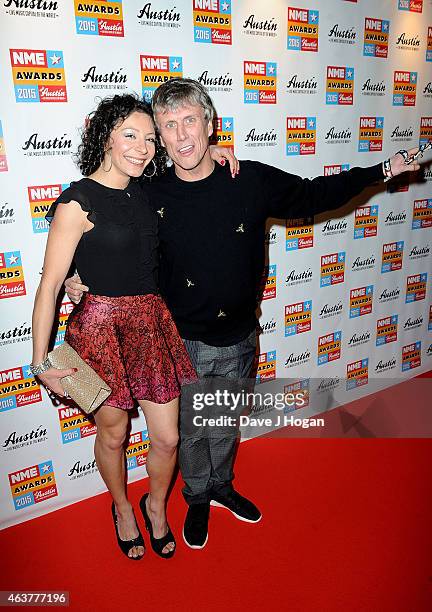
[361,162,385,184]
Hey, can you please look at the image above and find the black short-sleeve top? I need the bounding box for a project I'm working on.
[47,178,158,297]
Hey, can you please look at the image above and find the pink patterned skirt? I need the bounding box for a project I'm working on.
[65,293,197,410]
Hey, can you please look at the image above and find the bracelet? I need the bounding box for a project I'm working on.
[30,357,52,376]
[382,158,393,182]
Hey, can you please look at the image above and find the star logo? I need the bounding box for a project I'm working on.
[371,206,378,215]
[346,69,353,79]
[310,11,318,22]
[377,118,383,128]
[334,331,342,341]
[410,73,417,83]
[236,223,244,233]
[23,366,33,378]
[304,301,312,310]
[268,351,276,361]
[308,118,316,129]
[186,279,195,287]
[171,59,181,70]
[383,21,389,32]
[157,207,164,217]
[41,463,51,473]
[50,53,61,65]
[8,254,18,265]
[338,252,345,262]
[224,120,232,130]
[218,310,227,318]
[222,1,229,10]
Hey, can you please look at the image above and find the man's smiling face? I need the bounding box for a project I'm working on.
[155,103,214,179]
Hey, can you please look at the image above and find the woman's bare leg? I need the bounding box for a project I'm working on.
[139,397,179,554]
[93,404,144,559]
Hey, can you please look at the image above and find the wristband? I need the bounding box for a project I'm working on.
[30,357,53,376]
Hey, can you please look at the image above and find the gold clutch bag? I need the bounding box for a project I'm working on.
[48,341,111,414]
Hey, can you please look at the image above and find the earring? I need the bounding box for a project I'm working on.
[143,159,157,178]
[101,151,112,173]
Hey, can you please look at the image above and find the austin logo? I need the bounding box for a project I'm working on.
[197,69,233,92]
[286,73,317,95]
[243,13,277,38]
[81,65,127,90]
[137,3,181,28]
[328,22,356,45]
[361,77,386,97]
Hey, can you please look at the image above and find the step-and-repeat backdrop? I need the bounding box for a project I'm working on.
[0,0,431,529]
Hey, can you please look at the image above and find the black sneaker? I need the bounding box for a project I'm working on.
[210,490,262,523]
[183,503,210,549]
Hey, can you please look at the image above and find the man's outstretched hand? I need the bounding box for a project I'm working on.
[387,147,422,178]
[65,274,88,304]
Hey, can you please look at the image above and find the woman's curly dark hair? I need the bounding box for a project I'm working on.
[77,93,168,178]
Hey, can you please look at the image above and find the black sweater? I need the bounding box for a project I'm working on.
[147,160,383,346]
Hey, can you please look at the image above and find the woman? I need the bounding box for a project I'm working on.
[31,94,236,560]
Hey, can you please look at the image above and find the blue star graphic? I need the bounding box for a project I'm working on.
[334,331,342,341]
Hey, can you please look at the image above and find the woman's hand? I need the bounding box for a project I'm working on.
[65,273,88,305]
[38,367,77,397]
[209,145,240,178]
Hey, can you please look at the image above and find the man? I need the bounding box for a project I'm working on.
[66,78,420,550]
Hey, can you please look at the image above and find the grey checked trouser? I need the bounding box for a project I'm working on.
[180,330,257,505]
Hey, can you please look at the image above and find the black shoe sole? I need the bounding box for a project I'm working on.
[210,500,262,523]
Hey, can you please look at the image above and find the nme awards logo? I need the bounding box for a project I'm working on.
[28,183,67,233]
[213,117,233,149]
[401,342,421,371]
[320,252,345,287]
[317,331,341,366]
[381,241,404,273]
[0,121,8,172]
[9,460,57,511]
[427,27,432,62]
[284,301,312,336]
[75,1,123,37]
[412,199,432,229]
[358,117,384,152]
[193,0,231,45]
[393,71,417,106]
[56,300,74,345]
[10,48,67,103]
[140,55,182,103]
[256,351,276,384]
[126,430,150,469]
[354,204,378,239]
[283,379,309,412]
[0,251,26,299]
[346,359,368,391]
[363,17,389,57]
[286,218,313,250]
[261,265,276,300]
[58,405,96,444]
[243,61,277,104]
[376,315,398,346]
[0,365,42,412]
[326,66,354,105]
[398,1,422,13]
[286,117,316,156]
[419,117,432,146]
[287,7,319,52]
[324,164,349,175]
[349,285,373,318]
[406,273,427,302]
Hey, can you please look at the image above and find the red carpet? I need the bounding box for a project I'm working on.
[1,434,431,611]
